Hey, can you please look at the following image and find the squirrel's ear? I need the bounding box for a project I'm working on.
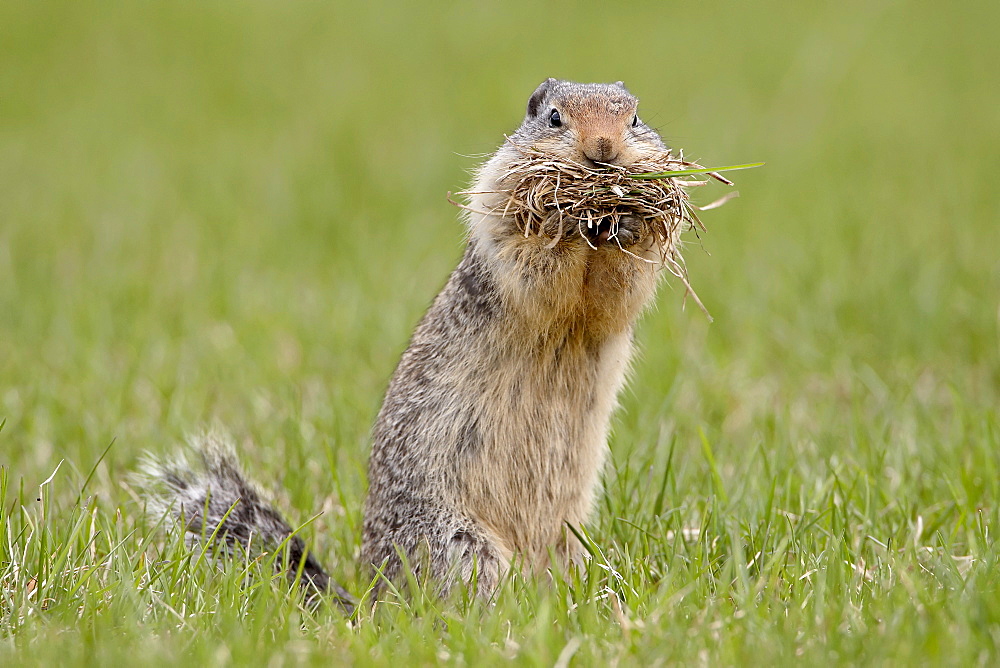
[526,78,557,117]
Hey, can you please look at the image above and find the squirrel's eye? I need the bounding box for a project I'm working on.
[632,115,639,127]
[549,109,562,127]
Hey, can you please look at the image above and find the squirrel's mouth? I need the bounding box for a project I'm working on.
[585,157,627,171]
[584,158,615,170]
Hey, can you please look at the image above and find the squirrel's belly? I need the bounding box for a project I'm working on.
[456,328,634,559]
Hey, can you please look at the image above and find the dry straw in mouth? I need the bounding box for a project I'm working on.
[451,144,761,320]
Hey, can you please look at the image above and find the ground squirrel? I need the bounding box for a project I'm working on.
[140,79,671,609]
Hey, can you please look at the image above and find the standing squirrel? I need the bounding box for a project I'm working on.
[139,79,671,611]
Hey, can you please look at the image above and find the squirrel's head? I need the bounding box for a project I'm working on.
[513,78,666,167]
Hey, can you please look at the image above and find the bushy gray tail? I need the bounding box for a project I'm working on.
[136,431,354,613]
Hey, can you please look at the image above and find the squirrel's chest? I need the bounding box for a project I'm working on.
[456,326,634,553]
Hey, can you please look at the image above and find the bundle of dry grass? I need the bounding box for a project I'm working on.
[454,145,739,317]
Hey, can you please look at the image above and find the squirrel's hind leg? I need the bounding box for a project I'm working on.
[364,510,506,602]
[443,526,506,600]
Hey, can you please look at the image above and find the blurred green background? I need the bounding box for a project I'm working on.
[1,0,999,660]
[3,0,999,519]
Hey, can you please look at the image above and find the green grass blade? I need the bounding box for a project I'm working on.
[629,162,765,179]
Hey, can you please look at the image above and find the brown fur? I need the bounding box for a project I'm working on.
[361,79,669,595]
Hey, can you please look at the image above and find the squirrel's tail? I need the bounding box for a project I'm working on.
[135,431,354,613]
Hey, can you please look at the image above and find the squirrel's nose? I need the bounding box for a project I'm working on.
[584,137,618,164]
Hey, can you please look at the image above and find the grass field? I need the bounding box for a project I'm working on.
[2,1,999,664]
